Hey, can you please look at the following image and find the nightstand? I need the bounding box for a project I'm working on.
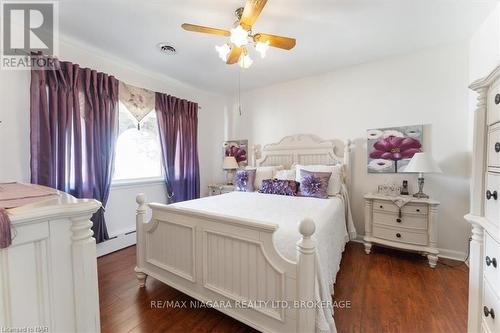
[208,184,235,196]
[363,193,440,268]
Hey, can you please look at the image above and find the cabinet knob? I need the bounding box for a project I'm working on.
[486,256,498,268]
[484,306,496,319]
[487,190,498,200]
[416,209,420,212]
[396,233,401,238]
[496,94,500,105]
[496,142,500,153]
[396,218,402,223]
[379,205,383,209]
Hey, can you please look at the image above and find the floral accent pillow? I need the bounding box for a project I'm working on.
[234,169,256,192]
[259,179,299,196]
[298,169,332,199]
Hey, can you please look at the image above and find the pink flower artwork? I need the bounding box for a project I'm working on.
[223,140,248,166]
[367,125,423,173]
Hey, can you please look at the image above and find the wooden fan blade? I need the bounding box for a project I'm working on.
[226,47,242,64]
[240,0,268,30]
[181,23,230,37]
[254,33,296,50]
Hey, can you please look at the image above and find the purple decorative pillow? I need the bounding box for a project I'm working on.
[234,169,256,192]
[298,169,332,199]
[259,179,299,196]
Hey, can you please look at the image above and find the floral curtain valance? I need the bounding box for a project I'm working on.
[119,81,155,127]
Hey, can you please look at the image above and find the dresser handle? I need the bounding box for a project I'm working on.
[496,142,500,153]
[484,306,496,319]
[379,205,383,209]
[416,209,420,212]
[496,94,500,105]
[486,256,498,268]
[396,233,401,238]
[486,190,498,200]
[396,218,402,223]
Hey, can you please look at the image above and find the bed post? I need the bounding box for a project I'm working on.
[135,193,148,287]
[343,139,351,189]
[296,218,316,333]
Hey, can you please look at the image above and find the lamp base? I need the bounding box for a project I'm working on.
[412,176,429,199]
[225,170,235,185]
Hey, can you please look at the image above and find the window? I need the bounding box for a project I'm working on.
[113,102,163,181]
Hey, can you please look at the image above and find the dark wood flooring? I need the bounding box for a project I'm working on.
[98,242,468,333]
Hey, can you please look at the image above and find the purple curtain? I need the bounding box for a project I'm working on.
[156,93,200,203]
[30,58,118,242]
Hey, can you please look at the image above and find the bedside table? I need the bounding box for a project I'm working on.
[363,193,440,268]
[208,184,235,196]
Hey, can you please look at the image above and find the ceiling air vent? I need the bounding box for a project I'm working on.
[157,43,176,55]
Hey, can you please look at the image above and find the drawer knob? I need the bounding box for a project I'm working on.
[396,218,402,223]
[486,256,498,268]
[484,306,496,319]
[416,209,420,212]
[379,205,383,209]
[486,190,498,200]
[496,142,500,153]
[396,233,401,238]
[496,94,500,105]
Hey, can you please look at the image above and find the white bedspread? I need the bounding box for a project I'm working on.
[171,191,356,333]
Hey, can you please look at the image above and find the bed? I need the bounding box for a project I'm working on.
[134,134,356,333]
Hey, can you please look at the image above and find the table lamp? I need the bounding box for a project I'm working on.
[223,156,239,185]
[404,152,442,198]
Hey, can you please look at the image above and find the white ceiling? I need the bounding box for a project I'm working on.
[59,0,497,93]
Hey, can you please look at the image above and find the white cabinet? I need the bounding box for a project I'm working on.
[363,193,440,268]
[0,188,101,332]
[466,65,500,332]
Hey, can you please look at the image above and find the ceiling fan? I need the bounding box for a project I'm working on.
[181,0,296,69]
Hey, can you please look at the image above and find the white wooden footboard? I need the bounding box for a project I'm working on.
[134,194,317,333]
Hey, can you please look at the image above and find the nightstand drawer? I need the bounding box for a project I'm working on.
[485,232,500,295]
[483,279,500,333]
[373,211,427,230]
[373,200,427,216]
[372,225,428,246]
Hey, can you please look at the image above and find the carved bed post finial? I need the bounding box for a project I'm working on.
[135,193,148,288]
[343,139,352,189]
[296,218,316,332]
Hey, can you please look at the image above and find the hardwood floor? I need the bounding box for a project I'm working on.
[98,242,468,333]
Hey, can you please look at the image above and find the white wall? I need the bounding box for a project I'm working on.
[0,36,226,254]
[230,42,471,259]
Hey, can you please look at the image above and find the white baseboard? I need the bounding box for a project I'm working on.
[350,235,467,262]
[97,230,137,257]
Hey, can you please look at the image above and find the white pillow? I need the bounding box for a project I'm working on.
[246,165,283,190]
[295,164,343,196]
[275,169,296,181]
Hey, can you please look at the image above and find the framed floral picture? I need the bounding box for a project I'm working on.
[367,125,423,173]
[223,140,248,167]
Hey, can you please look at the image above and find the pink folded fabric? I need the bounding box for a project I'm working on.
[0,182,58,248]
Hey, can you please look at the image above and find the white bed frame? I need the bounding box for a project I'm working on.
[135,134,351,333]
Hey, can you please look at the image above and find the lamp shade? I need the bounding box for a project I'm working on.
[404,152,442,174]
[222,156,239,170]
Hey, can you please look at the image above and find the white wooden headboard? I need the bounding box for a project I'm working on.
[253,134,352,188]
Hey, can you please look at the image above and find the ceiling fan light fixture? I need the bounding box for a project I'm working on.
[215,43,231,62]
[238,53,253,69]
[230,25,249,47]
[255,40,270,58]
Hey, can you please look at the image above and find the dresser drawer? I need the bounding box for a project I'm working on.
[486,173,500,226]
[373,200,427,216]
[372,225,428,246]
[488,80,500,125]
[373,211,427,230]
[485,232,500,295]
[489,124,500,168]
[483,279,500,333]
